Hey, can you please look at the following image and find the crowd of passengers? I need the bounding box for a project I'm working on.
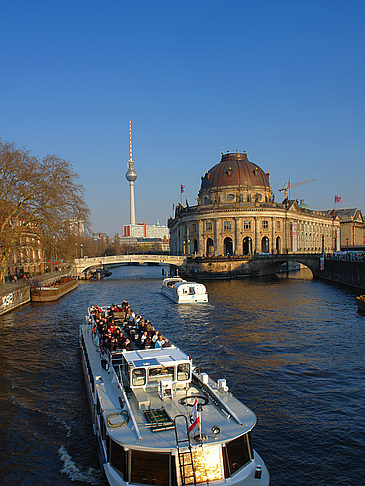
[90,301,172,354]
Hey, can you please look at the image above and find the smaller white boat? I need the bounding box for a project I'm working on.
[161,277,208,303]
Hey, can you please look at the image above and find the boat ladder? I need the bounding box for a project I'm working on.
[174,414,196,486]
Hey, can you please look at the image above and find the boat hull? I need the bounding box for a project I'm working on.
[31,278,78,302]
[356,296,365,312]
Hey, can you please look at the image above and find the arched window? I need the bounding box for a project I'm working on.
[206,238,214,256]
[193,239,198,254]
[276,236,281,254]
[261,236,270,253]
[224,237,233,256]
[243,237,252,255]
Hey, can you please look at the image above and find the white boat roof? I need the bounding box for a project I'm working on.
[174,282,206,288]
[123,347,190,368]
[162,277,186,283]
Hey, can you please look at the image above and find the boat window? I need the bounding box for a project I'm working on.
[192,445,223,483]
[130,450,169,486]
[109,438,126,479]
[132,368,146,386]
[223,433,253,477]
[177,363,190,381]
[148,366,175,383]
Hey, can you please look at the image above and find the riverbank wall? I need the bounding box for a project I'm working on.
[319,259,365,290]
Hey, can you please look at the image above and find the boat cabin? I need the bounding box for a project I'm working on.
[162,277,186,287]
[121,347,192,392]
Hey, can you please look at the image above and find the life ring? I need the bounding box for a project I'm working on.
[105,410,129,428]
[178,395,209,407]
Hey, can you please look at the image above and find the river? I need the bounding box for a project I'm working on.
[0,266,364,485]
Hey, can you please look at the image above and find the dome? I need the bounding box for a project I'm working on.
[200,152,270,190]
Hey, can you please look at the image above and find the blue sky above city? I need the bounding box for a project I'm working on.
[1,0,365,235]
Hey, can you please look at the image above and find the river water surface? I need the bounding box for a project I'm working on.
[0,266,364,485]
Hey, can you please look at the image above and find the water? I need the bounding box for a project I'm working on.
[0,266,364,485]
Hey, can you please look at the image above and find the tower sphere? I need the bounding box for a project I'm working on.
[126,167,137,182]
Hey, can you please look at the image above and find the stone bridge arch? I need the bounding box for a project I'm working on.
[254,254,320,278]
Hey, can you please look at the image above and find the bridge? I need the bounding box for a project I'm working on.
[74,254,185,276]
[183,253,323,279]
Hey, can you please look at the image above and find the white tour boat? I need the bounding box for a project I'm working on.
[79,303,269,486]
[161,277,209,303]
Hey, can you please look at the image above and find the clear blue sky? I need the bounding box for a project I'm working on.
[1,0,365,235]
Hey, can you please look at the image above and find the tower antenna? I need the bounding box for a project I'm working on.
[129,118,132,161]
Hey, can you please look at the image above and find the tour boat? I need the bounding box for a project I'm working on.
[161,277,209,303]
[355,295,365,312]
[79,304,269,486]
[30,276,78,302]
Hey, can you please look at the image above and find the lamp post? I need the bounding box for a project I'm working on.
[183,240,186,256]
[187,239,190,256]
[81,243,83,258]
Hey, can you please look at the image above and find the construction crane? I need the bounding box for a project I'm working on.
[279,178,314,199]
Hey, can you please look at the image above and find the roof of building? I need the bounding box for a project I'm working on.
[200,152,271,191]
[327,208,364,222]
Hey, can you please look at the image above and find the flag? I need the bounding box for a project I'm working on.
[335,195,341,203]
[173,203,175,211]
[288,177,291,188]
[180,184,185,193]
[188,398,200,434]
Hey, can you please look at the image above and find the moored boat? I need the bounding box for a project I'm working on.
[355,295,365,312]
[161,277,208,303]
[79,302,269,486]
[31,277,78,302]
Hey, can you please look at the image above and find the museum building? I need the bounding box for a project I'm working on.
[168,151,341,256]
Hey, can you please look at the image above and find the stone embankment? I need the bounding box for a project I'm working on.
[0,270,70,316]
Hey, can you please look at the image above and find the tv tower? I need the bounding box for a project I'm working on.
[125,119,137,225]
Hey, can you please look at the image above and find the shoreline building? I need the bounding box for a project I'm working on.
[120,222,170,252]
[168,151,341,256]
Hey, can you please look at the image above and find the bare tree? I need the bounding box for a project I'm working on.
[0,141,90,282]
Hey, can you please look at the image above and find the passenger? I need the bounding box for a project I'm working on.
[124,338,133,351]
[140,331,149,348]
[162,338,171,348]
[155,335,165,348]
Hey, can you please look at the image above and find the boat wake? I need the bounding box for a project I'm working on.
[58,445,104,485]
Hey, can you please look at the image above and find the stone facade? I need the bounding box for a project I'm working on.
[168,152,341,257]
[333,208,365,249]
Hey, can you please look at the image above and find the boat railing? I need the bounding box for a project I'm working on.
[193,371,243,425]
[109,365,142,442]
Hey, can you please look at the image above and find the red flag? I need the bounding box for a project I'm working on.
[335,195,341,203]
[288,177,291,188]
[180,184,185,193]
[188,397,200,434]
[173,203,175,211]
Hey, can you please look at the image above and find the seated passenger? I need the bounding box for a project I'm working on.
[124,338,133,351]
[155,335,165,348]
[162,338,171,348]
